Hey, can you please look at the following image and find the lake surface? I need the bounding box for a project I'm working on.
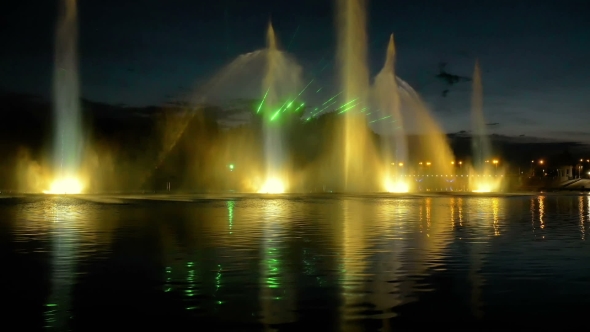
[3,193,590,331]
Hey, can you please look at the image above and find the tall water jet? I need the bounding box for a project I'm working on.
[373,34,409,192]
[469,60,503,192]
[47,0,83,194]
[471,59,491,170]
[258,23,302,193]
[261,23,284,193]
[335,0,378,192]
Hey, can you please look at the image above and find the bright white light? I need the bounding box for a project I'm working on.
[258,178,285,194]
[43,177,83,194]
[384,179,410,193]
[472,184,493,193]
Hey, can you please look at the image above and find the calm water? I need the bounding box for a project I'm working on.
[3,193,590,331]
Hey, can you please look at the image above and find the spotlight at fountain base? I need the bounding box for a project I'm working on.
[258,177,286,194]
[43,177,83,195]
[471,178,502,193]
[472,187,493,193]
[384,178,410,193]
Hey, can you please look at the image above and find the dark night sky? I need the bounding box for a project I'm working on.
[1,0,589,141]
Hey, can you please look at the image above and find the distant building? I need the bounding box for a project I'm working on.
[557,166,573,180]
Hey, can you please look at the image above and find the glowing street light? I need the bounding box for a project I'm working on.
[398,162,404,167]
[539,160,544,165]
[228,164,235,171]
[426,162,432,166]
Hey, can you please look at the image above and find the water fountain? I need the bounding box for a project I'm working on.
[258,23,302,193]
[333,0,381,192]
[471,60,491,170]
[372,36,456,192]
[45,0,83,194]
[108,0,502,194]
[469,60,503,192]
[373,34,408,192]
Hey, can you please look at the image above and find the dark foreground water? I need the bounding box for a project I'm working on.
[2,193,590,331]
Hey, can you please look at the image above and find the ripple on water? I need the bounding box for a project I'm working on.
[2,194,590,329]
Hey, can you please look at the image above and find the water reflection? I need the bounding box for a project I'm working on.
[259,199,296,326]
[6,194,590,329]
[366,200,405,319]
[340,199,369,323]
[578,196,590,240]
[44,199,84,331]
[227,200,234,235]
[539,196,546,230]
[492,198,500,236]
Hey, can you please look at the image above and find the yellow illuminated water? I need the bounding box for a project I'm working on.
[374,35,405,170]
[335,0,380,192]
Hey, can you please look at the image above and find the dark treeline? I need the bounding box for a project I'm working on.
[0,92,585,192]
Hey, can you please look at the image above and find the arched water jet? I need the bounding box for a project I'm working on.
[46,0,84,194]
[139,50,267,188]
[396,79,456,178]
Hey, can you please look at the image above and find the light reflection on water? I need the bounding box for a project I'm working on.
[4,194,590,330]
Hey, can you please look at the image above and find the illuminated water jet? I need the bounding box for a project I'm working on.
[335,0,379,192]
[471,59,492,171]
[373,34,406,166]
[48,0,83,194]
[370,32,457,192]
[469,60,504,192]
[258,23,301,193]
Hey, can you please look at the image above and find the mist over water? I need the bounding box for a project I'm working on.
[53,0,82,181]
